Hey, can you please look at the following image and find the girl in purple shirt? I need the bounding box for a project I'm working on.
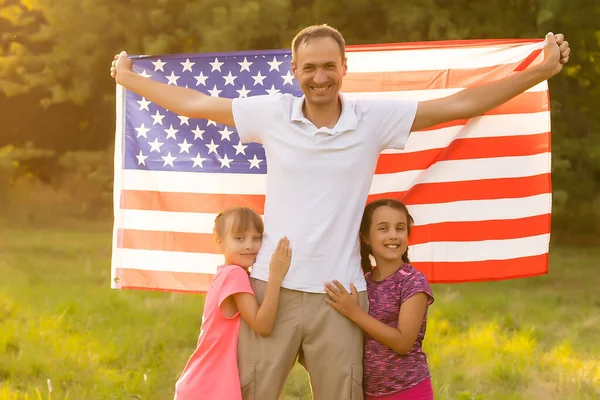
[325,199,435,400]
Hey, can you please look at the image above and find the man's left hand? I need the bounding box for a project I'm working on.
[542,32,571,78]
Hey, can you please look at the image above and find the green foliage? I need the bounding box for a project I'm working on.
[0,144,113,225]
[541,0,600,223]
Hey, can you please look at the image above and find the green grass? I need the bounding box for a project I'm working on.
[1,223,599,399]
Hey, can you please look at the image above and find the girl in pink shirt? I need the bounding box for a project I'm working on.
[174,207,292,400]
[325,199,435,400]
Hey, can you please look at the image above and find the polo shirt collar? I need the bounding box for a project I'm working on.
[290,93,358,134]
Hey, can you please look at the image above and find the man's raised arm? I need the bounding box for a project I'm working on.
[110,51,235,127]
[410,32,570,132]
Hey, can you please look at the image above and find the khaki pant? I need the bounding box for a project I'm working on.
[238,278,369,400]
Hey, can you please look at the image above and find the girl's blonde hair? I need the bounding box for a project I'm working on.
[213,207,264,241]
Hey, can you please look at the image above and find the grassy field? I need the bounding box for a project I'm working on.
[1,223,599,400]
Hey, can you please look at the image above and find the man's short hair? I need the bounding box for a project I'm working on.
[291,24,346,61]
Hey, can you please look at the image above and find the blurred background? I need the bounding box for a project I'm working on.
[1,1,598,399]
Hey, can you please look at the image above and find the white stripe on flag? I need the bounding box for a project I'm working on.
[386,112,550,154]
[114,248,223,273]
[346,42,545,72]
[409,233,550,262]
[407,194,551,225]
[121,153,551,195]
[344,81,547,100]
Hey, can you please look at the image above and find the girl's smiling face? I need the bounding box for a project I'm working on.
[218,222,263,268]
[363,205,409,267]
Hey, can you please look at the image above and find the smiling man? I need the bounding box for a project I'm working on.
[110,24,570,400]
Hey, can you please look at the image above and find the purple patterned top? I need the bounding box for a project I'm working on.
[363,263,434,397]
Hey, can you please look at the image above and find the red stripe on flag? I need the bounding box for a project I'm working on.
[118,228,218,253]
[117,214,550,254]
[496,91,547,113]
[408,214,550,245]
[121,191,266,214]
[114,252,548,292]
[475,91,548,115]
[415,91,548,132]
[386,174,551,205]
[514,49,543,72]
[120,174,551,214]
[114,268,213,293]
[412,253,548,283]
[375,132,550,174]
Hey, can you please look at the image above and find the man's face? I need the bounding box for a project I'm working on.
[291,37,347,107]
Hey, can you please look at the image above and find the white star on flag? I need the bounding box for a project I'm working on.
[238,57,253,72]
[236,85,251,98]
[267,56,283,71]
[209,58,224,72]
[205,139,219,155]
[151,110,165,125]
[223,71,238,86]
[194,71,208,86]
[178,138,193,154]
[137,97,151,111]
[166,71,180,85]
[281,71,295,85]
[191,152,207,168]
[135,150,148,165]
[164,124,179,139]
[219,127,234,141]
[219,154,233,169]
[181,59,195,72]
[208,85,222,97]
[148,137,163,153]
[192,126,205,140]
[266,84,281,95]
[252,71,266,86]
[161,152,177,167]
[134,123,150,138]
[152,59,166,72]
[233,141,248,155]
[248,154,263,169]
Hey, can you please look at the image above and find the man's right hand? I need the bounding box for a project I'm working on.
[110,51,132,83]
[108,50,236,127]
[269,237,292,282]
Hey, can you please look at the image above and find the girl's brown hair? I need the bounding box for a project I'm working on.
[359,199,414,274]
[213,207,264,241]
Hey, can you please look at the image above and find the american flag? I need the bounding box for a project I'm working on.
[111,38,551,292]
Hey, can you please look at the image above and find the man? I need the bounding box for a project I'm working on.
[110,24,570,399]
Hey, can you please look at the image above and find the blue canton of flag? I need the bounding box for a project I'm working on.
[123,50,302,175]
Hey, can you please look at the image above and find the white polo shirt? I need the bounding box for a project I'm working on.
[231,93,418,293]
